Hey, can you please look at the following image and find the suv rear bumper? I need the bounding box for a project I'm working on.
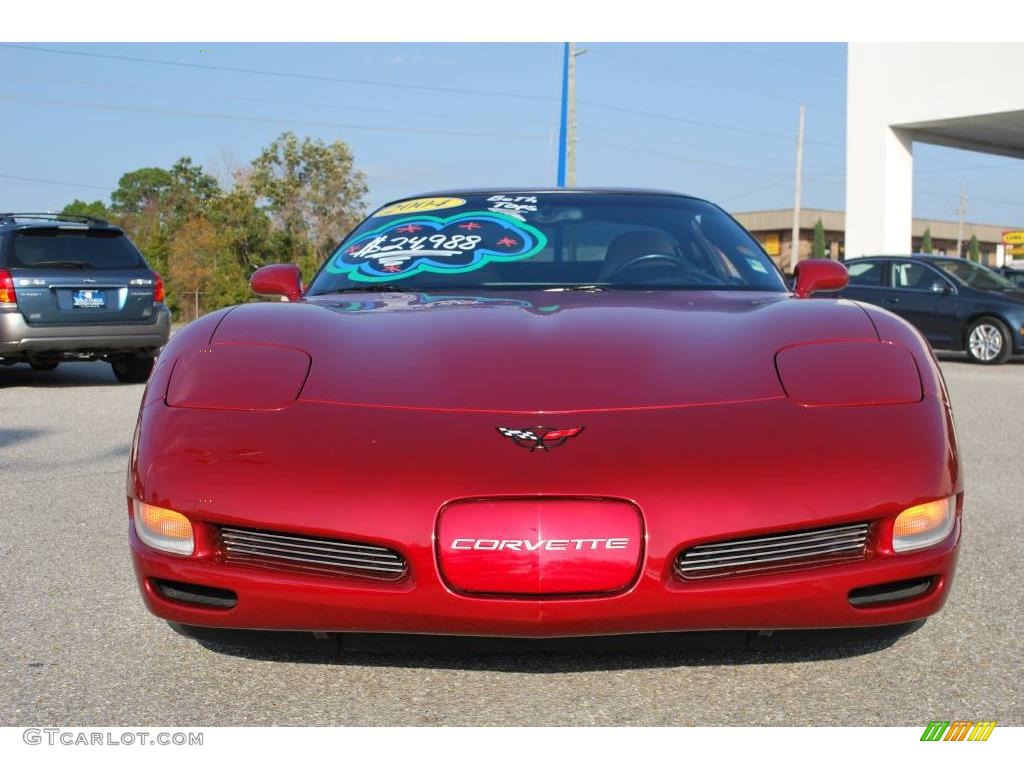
[0,305,171,358]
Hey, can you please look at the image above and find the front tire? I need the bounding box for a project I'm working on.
[110,355,154,383]
[965,317,1011,364]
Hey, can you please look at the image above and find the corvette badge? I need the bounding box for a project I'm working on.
[497,426,584,452]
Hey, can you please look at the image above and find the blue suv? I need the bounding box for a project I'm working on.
[0,213,171,382]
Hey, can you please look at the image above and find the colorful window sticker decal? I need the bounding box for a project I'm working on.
[372,197,466,217]
[327,211,548,283]
[486,194,538,222]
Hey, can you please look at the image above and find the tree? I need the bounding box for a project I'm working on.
[111,158,219,222]
[57,133,370,319]
[167,216,222,322]
[208,182,277,273]
[166,157,221,220]
[920,228,933,254]
[968,234,981,262]
[247,132,368,278]
[811,218,827,259]
[61,199,110,220]
[110,167,174,215]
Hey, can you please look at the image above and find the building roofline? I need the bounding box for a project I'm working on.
[732,207,1018,231]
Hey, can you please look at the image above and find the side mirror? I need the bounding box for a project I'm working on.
[250,264,304,302]
[930,281,952,295]
[792,259,848,298]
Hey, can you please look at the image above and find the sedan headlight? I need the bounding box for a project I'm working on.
[133,500,194,556]
[892,496,957,553]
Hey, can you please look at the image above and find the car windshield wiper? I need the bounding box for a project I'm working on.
[329,284,420,293]
[540,284,607,292]
[29,260,90,268]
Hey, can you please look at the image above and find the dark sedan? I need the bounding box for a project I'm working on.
[838,255,1024,364]
[997,266,1024,289]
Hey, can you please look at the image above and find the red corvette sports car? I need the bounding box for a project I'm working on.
[128,189,962,642]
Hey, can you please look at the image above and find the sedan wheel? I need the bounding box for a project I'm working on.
[966,318,1010,364]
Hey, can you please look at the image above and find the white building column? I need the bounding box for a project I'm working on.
[845,44,1024,260]
[845,51,915,260]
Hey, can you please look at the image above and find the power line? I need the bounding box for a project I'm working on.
[915,187,1024,209]
[0,93,550,141]
[799,174,1024,210]
[577,137,793,178]
[0,43,556,103]
[587,47,843,114]
[0,172,114,191]
[728,46,846,80]
[1,43,850,156]
[913,162,1024,175]
[577,100,844,148]
[584,125,844,177]
[585,125,797,165]
[12,73,848,175]
[720,178,792,205]
[8,73,543,127]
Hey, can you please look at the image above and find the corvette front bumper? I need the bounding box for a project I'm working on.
[131,521,959,637]
[129,382,963,638]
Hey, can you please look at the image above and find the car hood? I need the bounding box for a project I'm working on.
[210,291,879,413]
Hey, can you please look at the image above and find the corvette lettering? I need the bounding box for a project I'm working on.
[450,538,630,551]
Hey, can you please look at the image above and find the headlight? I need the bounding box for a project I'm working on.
[166,343,310,410]
[133,500,194,556]
[892,496,956,553]
[775,341,922,407]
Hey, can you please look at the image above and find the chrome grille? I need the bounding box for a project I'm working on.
[219,526,407,580]
[676,522,870,580]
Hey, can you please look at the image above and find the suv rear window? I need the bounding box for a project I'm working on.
[6,228,144,270]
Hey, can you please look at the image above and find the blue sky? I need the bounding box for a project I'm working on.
[0,42,1021,225]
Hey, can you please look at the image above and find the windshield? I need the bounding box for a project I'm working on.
[7,228,144,270]
[934,259,1016,290]
[307,193,786,294]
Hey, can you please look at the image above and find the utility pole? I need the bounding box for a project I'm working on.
[789,105,805,273]
[567,43,586,186]
[556,43,569,187]
[954,187,968,257]
[556,42,586,187]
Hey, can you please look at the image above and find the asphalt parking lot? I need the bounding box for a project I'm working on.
[1,355,1022,726]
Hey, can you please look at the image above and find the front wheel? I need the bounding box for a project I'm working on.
[110,355,154,383]
[965,317,1011,364]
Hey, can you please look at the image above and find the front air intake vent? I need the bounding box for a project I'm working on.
[219,526,407,581]
[153,579,237,608]
[676,521,870,580]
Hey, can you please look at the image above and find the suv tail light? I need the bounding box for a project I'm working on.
[0,269,16,304]
[152,272,165,303]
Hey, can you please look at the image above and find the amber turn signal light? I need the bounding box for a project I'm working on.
[892,496,956,553]
[133,500,194,556]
